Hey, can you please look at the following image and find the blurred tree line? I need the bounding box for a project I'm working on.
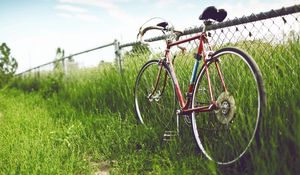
[0,43,18,87]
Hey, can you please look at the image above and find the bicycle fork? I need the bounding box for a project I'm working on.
[147,60,169,101]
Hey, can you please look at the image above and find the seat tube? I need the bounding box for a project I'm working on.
[190,60,200,83]
[183,59,200,110]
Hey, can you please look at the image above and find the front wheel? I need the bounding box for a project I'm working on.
[191,47,266,165]
[134,60,177,140]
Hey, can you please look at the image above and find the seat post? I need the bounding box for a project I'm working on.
[203,20,213,32]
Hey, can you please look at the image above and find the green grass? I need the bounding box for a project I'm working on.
[0,90,217,174]
[0,91,92,174]
[3,38,300,174]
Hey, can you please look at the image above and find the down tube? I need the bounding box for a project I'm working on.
[167,62,185,108]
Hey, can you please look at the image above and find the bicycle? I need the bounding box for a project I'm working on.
[134,6,266,165]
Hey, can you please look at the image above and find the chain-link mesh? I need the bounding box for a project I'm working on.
[16,5,300,104]
[17,5,300,84]
[121,7,300,99]
[17,41,117,77]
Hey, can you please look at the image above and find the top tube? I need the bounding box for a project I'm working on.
[167,33,202,48]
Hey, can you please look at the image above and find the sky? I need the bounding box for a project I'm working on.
[0,0,299,73]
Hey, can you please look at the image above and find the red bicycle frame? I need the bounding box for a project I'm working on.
[161,32,228,116]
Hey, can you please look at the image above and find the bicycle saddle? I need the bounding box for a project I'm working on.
[199,6,227,22]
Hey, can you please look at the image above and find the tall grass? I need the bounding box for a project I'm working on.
[0,91,92,174]
[7,38,300,174]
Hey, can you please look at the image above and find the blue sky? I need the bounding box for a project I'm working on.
[0,0,298,73]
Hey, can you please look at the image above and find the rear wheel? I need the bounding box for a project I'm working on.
[191,47,266,164]
[134,60,177,140]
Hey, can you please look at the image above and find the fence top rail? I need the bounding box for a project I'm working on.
[16,41,115,76]
[119,4,300,48]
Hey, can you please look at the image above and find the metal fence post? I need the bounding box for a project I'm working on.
[114,39,122,74]
[36,67,40,78]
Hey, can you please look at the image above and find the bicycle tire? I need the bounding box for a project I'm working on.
[134,59,177,139]
[191,47,266,165]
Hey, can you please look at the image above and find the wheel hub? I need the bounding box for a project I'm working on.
[215,92,236,124]
[148,90,161,102]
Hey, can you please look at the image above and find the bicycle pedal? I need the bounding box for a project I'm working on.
[163,131,178,142]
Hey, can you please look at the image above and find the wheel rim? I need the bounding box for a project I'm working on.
[192,50,262,164]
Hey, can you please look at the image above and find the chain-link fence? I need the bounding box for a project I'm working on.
[16,40,119,76]
[118,5,299,102]
[17,4,300,82]
[11,5,300,174]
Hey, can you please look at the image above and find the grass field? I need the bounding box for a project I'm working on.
[1,38,300,174]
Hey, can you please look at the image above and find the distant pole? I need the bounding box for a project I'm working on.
[62,59,66,75]
[36,67,40,78]
[114,39,122,74]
